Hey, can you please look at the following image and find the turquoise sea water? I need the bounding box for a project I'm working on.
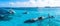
[0,7,60,26]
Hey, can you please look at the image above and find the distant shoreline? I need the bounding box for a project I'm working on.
[0,6,60,8]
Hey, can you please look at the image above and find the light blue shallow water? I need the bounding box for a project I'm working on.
[0,7,60,26]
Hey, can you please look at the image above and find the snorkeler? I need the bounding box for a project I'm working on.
[24,19,36,23]
[49,16,55,18]
[8,9,16,14]
[23,10,29,14]
[48,13,55,18]
[38,16,44,20]
[23,11,27,14]
[24,16,44,23]
[24,18,38,23]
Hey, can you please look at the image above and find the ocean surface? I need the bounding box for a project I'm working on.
[0,7,60,26]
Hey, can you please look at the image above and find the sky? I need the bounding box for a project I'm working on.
[0,0,60,7]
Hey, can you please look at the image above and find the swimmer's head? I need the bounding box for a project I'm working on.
[51,16,54,18]
[38,17,42,20]
[38,16,44,20]
[51,16,53,17]
[23,11,29,14]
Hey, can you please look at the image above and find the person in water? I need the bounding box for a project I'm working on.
[8,9,16,14]
[24,18,38,23]
[23,10,29,14]
[24,19,36,23]
[24,17,44,23]
[23,11,28,14]
[48,13,54,18]
[49,16,54,18]
[38,17,43,20]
